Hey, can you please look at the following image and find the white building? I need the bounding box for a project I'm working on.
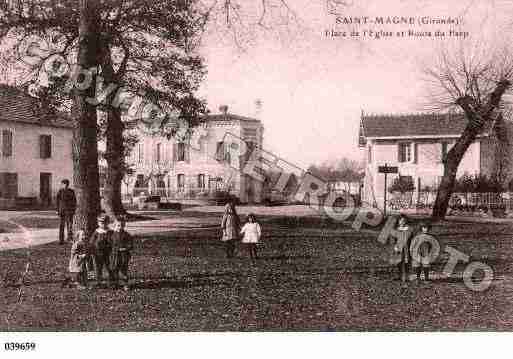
[358,112,512,209]
[124,107,265,203]
[0,85,73,209]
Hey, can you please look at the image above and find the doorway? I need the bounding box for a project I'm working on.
[40,172,52,207]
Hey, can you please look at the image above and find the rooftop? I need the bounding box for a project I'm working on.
[359,112,493,146]
[0,84,73,129]
[204,113,259,123]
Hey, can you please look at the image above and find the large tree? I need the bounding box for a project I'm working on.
[423,47,513,219]
[72,0,102,234]
[0,0,103,234]
[93,1,208,216]
[0,1,209,219]
[0,0,304,216]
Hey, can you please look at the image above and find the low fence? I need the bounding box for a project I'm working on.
[385,191,513,217]
[121,187,240,207]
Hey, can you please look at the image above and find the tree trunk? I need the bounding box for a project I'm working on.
[72,0,101,236]
[432,80,511,220]
[98,44,126,217]
[103,107,125,217]
[432,126,478,219]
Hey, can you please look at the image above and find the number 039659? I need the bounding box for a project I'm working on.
[4,342,36,351]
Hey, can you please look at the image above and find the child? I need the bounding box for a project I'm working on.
[90,215,113,287]
[240,214,261,262]
[109,217,134,290]
[411,222,433,281]
[68,230,88,289]
[221,202,240,258]
[391,215,412,282]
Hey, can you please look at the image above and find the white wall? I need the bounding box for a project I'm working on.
[363,138,481,209]
[0,120,73,201]
[127,119,265,203]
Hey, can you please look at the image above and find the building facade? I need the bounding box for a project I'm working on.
[124,110,265,203]
[358,112,512,209]
[0,85,74,209]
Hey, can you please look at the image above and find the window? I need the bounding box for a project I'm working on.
[133,174,148,196]
[155,143,161,163]
[441,142,449,163]
[198,174,205,189]
[398,142,411,163]
[368,145,372,163]
[39,135,52,159]
[216,141,225,161]
[134,174,147,189]
[0,172,18,198]
[177,143,186,162]
[436,176,444,189]
[156,175,166,192]
[199,139,207,155]
[177,174,185,192]
[243,128,258,143]
[138,144,144,163]
[2,130,13,157]
[216,141,231,165]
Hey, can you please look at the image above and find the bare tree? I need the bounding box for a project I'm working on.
[308,157,363,192]
[423,45,513,219]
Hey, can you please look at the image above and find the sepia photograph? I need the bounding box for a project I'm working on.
[1,0,513,356]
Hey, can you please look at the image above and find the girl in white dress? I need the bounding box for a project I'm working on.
[240,214,261,262]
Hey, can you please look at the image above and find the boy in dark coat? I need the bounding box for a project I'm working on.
[90,215,113,286]
[109,217,134,290]
[56,179,77,244]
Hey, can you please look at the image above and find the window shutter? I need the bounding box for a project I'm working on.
[397,143,402,163]
[0,173,5,197]
[216,141,225,161]
[5,173,18,198]
[2,130,12,157]
[47,135,52,158]
[39,135,51,159]
[161,143,168,165]
[39,135,45,158]
[441,142,448,163]
[413,143,418,164]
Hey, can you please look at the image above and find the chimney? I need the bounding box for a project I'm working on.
[219,105,228,115]
[254,99,262,120]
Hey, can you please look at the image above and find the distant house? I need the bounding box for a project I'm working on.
[358,112,513,209]
[329,181,361,196]
[124,107,265,203]
[0,85,73,209]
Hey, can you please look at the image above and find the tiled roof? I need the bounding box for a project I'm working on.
[360,112,492,140]
[125,112,260,129]
[205,113,259,123]
[0,84,73,129]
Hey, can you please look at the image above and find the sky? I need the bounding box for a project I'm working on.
[197,0,513,169]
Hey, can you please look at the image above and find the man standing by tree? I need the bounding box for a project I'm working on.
[56,179,77,245]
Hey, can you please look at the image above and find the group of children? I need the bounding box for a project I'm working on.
[67,204,433,288]
[68,215,134,290]
[390,215,434,282]
[221,203,262,262]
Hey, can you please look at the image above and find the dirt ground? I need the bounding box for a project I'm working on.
[1,215,512,331]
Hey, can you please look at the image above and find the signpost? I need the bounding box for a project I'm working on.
[378,163,398,216]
